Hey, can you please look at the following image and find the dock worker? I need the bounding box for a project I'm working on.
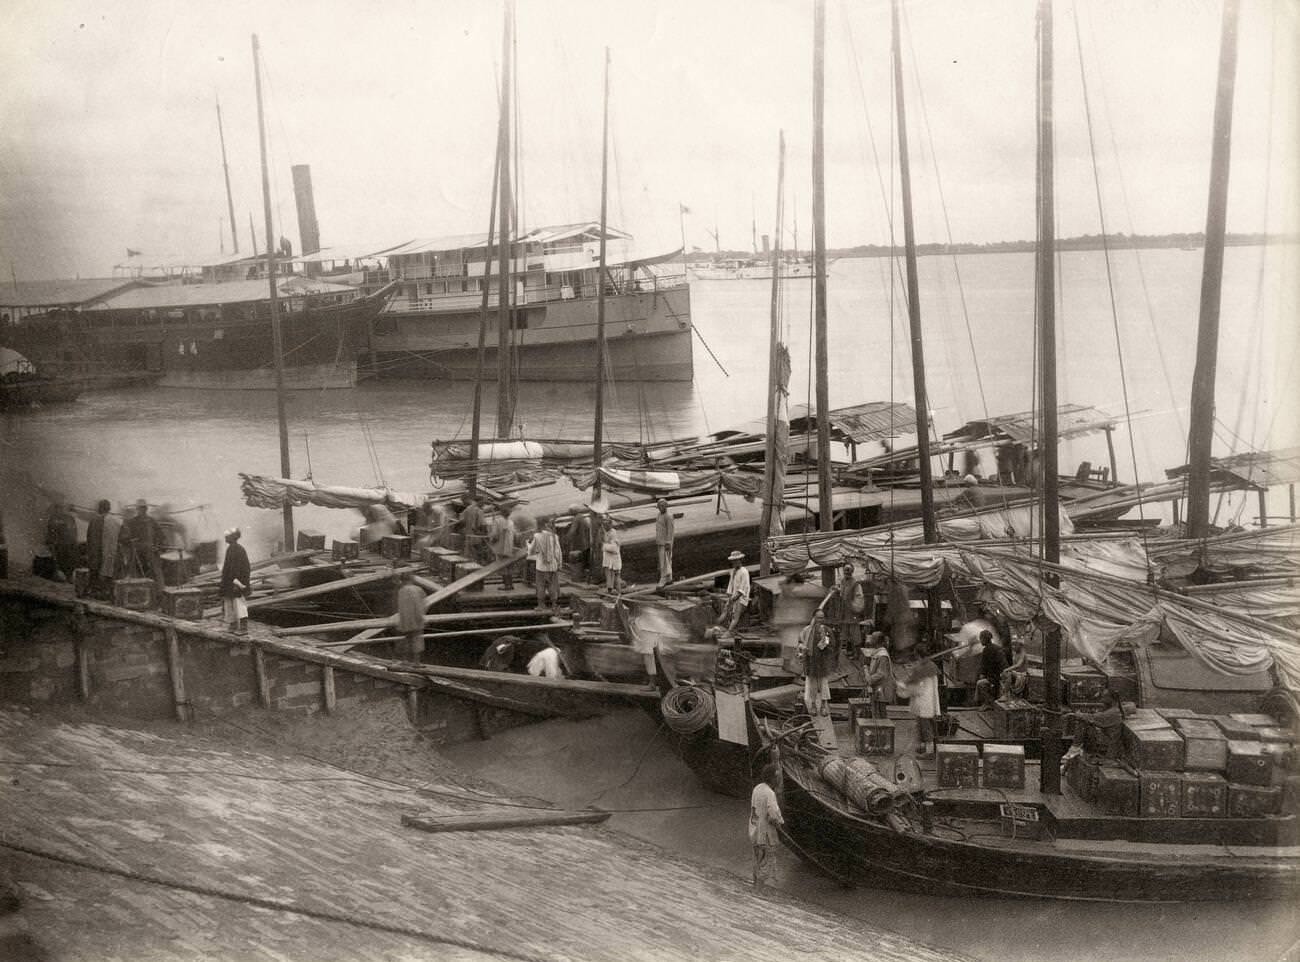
[479,636,520,672]
[799,608,835,717]
[835,561,867,648]
[862,630,894,719]
[86,499,121,596]
[975,629,1008,706]
[219,528,251,635]
[1002,637,1029,699]
[654,498,675,586]
[748,762,784,892]
[563,503,593,582]
[526,640,564,678]
[120,499,163,585]
[718,550,750,631]
[395,569,426,660]
[600,516,623,593]
[531,518,563,610]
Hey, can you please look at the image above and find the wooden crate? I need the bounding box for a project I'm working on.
[847,697,872,729]
[999,803,1043,840]
[854,719,895,757]
[1213,716,1260,741]
[1173,718,1227,772]
[1157,707,1202,720]
[1139,771,1182,818]
[296,529,326,551]
[982,743,1025,789]
[994,698,1040,739]
[1094,763,1139,816]
[161,587,203,621]
[381,535,412,560]
[936,744,979,788]
[1228,783,1282,818]
[1229,713,1277,728]
[1255,727,1297,745]
[331,539,360,561]
[1180,771,1228,818]
[1063,667,1109,706]
[113,578,157,611]
[1225,740,1274,787]
[432,550,464,581]
[1124,725,1185,771]
[456,561,483,590]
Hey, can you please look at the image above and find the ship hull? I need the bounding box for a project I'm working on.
[0,287,388,391]
[362,286,694,382]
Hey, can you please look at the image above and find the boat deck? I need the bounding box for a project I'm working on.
[815,708,1300,858]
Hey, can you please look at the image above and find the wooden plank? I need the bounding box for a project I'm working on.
[274,608,558,637]
[335,621,566,647]
[164,626,190,723]
[422,553,523,611]
[401,810,611,834]
[189,549,317,584]
[245,564,417,611]
[402,663,660,702]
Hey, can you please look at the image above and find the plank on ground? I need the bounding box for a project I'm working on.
[401,811,610,833]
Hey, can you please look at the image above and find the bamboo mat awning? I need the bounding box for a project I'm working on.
[788,401,919,444]
[1165,446,1300,490]
[945,403,1119,444]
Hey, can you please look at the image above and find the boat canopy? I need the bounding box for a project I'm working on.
[788,401,919,444]
[1165,445,1300,490]
[945,403,1119,444]
[89,277,361,311]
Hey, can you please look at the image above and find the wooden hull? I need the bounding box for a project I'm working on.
[0,288,389,391]
[0,376,82,408]
[775,750,1300,903]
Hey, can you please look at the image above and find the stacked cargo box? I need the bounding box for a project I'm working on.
[1067,707,1295,819]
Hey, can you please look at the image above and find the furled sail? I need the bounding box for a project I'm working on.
[240,473,418,512]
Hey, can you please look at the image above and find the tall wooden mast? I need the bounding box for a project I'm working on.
[812,0,833,582]
[494,0,515,438]
[592,48,611,501]
[1186,0,1241,539]
[252,33,293,552]
[1035,0,1063,794]
[759,130,787,578]
[468,125,504,501]
[891,0,936,545]
[216,97,239,254]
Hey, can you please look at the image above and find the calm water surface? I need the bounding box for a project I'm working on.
[3,246,1295,559]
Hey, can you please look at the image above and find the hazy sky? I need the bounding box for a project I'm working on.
[1,0,1295,280]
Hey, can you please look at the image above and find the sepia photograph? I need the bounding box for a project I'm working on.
[1,0,1297,959]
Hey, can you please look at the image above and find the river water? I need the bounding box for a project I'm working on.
[2,247,1298,956]
[3,246,1295,561]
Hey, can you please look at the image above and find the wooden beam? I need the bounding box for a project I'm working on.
[400,662,660,702]
[252,647,271,707]
[422,553,522,611]
[76,639,92,701]
[322,666,336,713]
[333,620,565,647]
[189,548,317,584]
[401,810,610,834]
[245,564,417,611]
[274,608,557,637]
[164,626,190,722]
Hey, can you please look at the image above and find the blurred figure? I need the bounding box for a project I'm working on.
[600,516,622,593]
[458,497,486,563]
[486,503,517,591]
[563,503,592,582]
[479,635,520,672]
[119,499,163,584]
[44,501,78,580]
[395,569,426,660]
[526,640,564,678]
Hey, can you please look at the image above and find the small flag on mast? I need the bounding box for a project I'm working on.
[126,248,142,258]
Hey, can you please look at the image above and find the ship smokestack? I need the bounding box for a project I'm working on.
[761,234,770,254]
[291,164,321,275]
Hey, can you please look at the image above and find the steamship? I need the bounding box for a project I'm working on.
[358,223,695,383]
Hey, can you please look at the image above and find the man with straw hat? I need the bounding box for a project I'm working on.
[718,550,750,631]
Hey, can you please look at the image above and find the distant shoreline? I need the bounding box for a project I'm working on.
[696,233,1298,261]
